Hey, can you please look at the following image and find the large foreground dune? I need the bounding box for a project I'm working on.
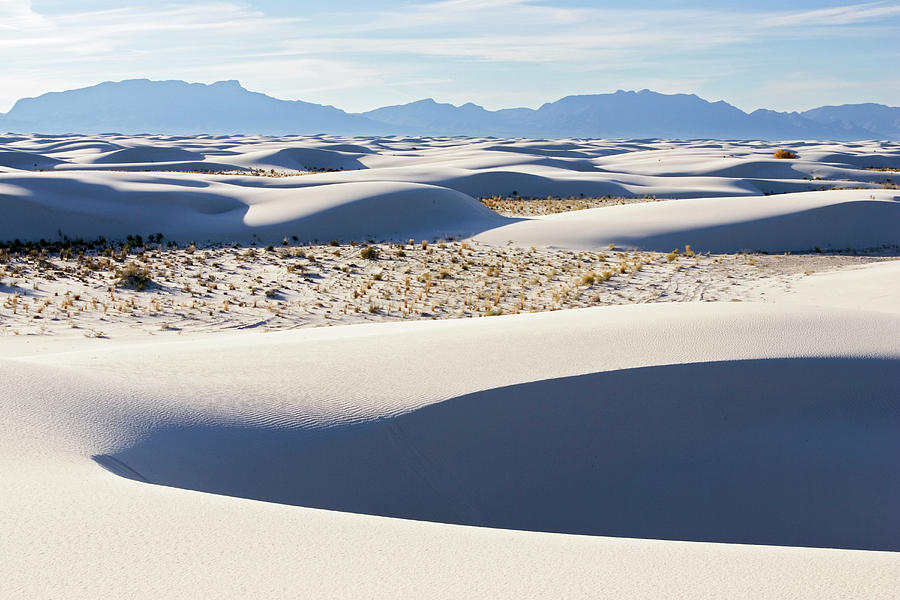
[1,135,898,598]
[3,304,899,598]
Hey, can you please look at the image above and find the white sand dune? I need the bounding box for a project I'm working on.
[227,147,369,172]
[2,134,899,598]
[760,260,900,314]
[0,172,504,243]
[88,144,206,164]
[1,136,897,251]
[0,150,63,170]
[475,189,900,252]
[2,304,899,598]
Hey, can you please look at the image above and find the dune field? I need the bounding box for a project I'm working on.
[1,134,899,598]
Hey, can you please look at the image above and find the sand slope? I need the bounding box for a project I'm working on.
[2,304,899,598]
[475,189,900,252]
[760,260,900,314]
[0,172,505,243]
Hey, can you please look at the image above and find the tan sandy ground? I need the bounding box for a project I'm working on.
[1,238,895,339]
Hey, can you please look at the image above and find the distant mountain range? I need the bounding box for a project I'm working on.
[0,80,384,136]
[1,79,897,140]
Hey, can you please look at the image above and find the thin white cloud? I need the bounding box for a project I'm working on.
[760,2,900,27]
[0,0,52,31]
[271,2,897,64]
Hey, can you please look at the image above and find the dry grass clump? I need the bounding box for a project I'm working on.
[773,149,797,159]
[115,262,154,290]
[360,245,379,260]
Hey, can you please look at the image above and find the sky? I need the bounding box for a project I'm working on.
[1,0,898,114]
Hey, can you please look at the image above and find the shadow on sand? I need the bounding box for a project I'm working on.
[95,357,900,550]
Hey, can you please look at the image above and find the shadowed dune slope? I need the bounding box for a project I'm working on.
[98,357,900,551]
[475,190,900,252]
[0,173,507,243]
[89,145,206,164]
[227,147,368,171]
[0,150,64,169]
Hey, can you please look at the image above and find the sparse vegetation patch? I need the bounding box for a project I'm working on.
[479,195,669,216]
[0,237,894,339]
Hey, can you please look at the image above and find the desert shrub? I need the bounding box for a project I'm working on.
[580,272,596,286]
[360,245,379,260]
[774,149,797,159]
[116,262,153,290]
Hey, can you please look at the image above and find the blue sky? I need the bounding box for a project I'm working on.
[2,0,898,113]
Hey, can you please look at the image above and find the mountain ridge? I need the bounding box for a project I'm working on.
[0,79,894,140]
